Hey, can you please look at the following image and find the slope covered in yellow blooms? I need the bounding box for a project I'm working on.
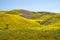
[0,9,60,40]
[0,12,41,30]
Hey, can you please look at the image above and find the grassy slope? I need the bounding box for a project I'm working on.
[0,13,41,30]
[0,10,60,40]
[0,28,60,40]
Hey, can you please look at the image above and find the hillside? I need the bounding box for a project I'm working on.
[0,9,60,40]
[6,9,60,26]
[0,9,60,30]
[0,12,41,30]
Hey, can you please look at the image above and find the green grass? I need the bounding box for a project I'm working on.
[0,29,60,40]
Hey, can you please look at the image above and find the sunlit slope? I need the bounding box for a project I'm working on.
[6,9,60,26]
[47,14,60,26]
[0,29,60,40]
[0,10,60,40]
[6,9,42,19]
[0,11,7,14]
[33,13,60,26]
[0,13,42,30]
[6,10,56,21]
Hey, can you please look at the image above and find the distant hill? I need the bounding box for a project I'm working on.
[5,9,60,26]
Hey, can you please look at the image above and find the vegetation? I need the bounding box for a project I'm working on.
[0,9,60,40]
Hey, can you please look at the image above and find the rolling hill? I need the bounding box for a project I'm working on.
[0,9,60,40]
[6,9,60,26]
[0,12,41,30]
